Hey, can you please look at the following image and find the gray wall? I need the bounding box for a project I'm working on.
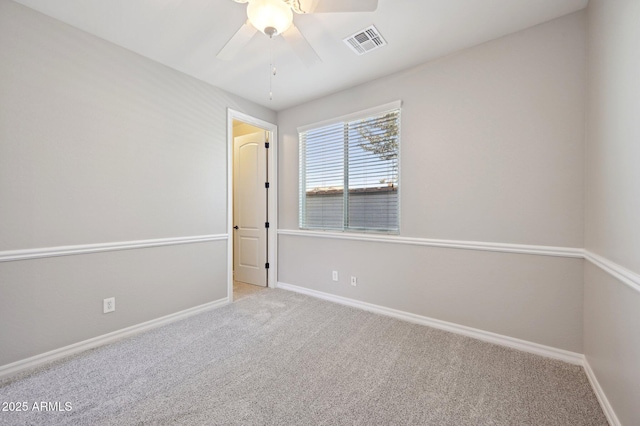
[584,1,640,425]
[281,237,584,351]
[278,12,586,352]
[0,0,275,366]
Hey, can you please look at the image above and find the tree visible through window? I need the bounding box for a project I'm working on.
[299,105,400,233]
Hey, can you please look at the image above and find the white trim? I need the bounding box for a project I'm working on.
[276,282,584,365]
[297,100,402,133]
[269,124,279,290]
[0,297,229,380]
[277,229,583,258]
[584,358,621,426]
[0,234,227,263]
[227,109,279,301]
[584,250,640,293]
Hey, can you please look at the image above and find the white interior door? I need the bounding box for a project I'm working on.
[233,131,268,287]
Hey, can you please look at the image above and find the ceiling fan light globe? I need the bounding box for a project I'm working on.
[247,0,293,36]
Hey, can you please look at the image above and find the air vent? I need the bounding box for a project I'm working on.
[343,25,387,55]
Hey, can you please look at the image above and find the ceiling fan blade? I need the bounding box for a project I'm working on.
[301,0,378,13]
[282,24,321,67]
[217,21,257,61]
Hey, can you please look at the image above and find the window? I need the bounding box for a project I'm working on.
[299,101,401,233]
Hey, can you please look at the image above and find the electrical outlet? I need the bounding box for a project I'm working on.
[350,276,357,286]
[332,271,339,281]
[103,297,115,314]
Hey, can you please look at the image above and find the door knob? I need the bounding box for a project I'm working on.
[233,226,239,229]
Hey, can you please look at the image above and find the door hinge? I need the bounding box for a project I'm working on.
[265,222,270,228]
[265,142,270,149]
[265,182,270,189]
[265,262,270,269]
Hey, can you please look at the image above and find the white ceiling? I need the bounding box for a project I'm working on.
[12,0,588,111]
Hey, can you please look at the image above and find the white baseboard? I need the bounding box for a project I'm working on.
[0,297,229,380]
[276,282,584,365]
[583,358,621,426]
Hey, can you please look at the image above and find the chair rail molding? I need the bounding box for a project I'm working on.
[279,230,640,294]
[277,229,583,258]
[584,250,640,293]
[0,234,228,263]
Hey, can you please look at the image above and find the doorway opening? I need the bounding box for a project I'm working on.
[227,110,277,302]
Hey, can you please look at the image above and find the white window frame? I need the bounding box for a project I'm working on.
[298,100,402,234]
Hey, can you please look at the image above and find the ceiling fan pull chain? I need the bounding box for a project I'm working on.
[269,35,274,100]
[272,36,277,77]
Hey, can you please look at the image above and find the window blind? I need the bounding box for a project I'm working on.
[299,105,400,233]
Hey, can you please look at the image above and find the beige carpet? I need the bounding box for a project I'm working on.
[0,287,607,425]
[233,281,267,301]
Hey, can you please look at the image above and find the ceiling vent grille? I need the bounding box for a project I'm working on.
[343,25,387,55]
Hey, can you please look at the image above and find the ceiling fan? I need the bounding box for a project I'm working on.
[217,0,379,67]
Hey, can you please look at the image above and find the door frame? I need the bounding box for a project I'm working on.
[227,109,278,301]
